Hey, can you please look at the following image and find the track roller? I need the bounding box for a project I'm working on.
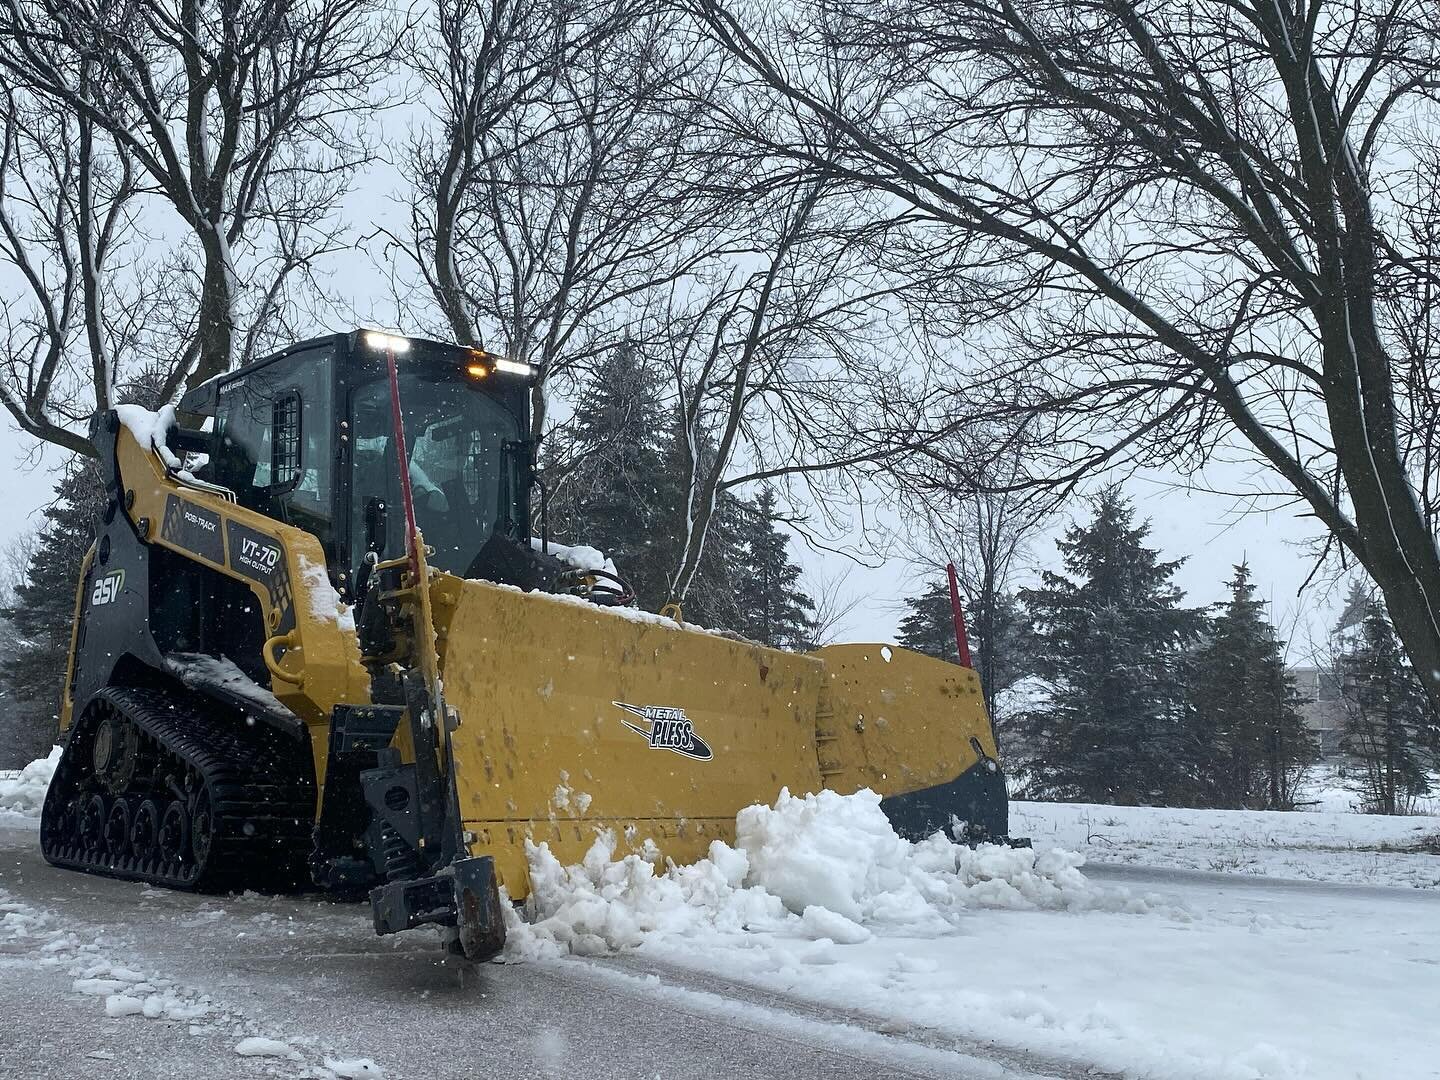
[40,684,315,893]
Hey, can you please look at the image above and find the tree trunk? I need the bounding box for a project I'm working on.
[187,229,235,395]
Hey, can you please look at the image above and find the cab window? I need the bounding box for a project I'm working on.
[213,346,336,550]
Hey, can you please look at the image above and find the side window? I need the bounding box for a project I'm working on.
[215,347,335,547]
[271,392,302,490]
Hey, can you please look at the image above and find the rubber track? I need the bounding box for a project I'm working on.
[40,685,316,893]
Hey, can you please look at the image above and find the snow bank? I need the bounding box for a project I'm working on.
[1012,798,1440,888]
[504,787,1139,962]
[0,745,59,824]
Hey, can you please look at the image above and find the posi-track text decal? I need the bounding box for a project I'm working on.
[161,495,225,564]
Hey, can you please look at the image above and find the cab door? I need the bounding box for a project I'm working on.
[211,344,341,569]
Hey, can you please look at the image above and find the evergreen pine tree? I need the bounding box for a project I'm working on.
[730,487,815,649]
[0,370,165,767]
[547,343,673,608]
[1336,602,1440,814]
[1188,563,1315,809]
[1018,489,1201,804]
[897,582,960,663]
[896,579,1029,723]
[0,458,107,765]
[545,345,755,631]
[1336,578,1372,636]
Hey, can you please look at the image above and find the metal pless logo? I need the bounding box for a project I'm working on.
[90,569,125,607]
[613,702,712,761]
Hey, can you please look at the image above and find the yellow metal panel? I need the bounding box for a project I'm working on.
[808,643,996,797]
[435,576,824,897]
[114,424,371,792]
[58,544,97,736]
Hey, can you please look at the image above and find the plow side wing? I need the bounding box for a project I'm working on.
[809,644,1008,841]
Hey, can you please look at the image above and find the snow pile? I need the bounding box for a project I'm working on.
[736,788,1125,923]
[504,787,1140,961]
[0,745,59,822]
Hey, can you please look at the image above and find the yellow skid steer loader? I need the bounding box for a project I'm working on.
[42,330,1010,960]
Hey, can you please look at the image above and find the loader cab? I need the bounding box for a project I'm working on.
[178,330,536,598]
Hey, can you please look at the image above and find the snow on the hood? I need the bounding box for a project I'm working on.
[115,403,184,471]
[0,745,60,823]
[299,553,356,632]
[531,537,618,575]
[502,787,1141,962]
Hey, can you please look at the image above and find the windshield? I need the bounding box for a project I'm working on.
[349,371,524,577]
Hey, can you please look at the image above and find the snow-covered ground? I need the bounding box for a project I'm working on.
[3,748,1436,1080]
[1301,763,1440,815]
[1012,797,1439,888]
[498,787,1439,1080]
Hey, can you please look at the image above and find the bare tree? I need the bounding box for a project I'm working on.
[652,177,926,610]
[0,0,394,406]
[693,0,1440,715]
[402,0,730,440]
[802,565,862,646]
[0,77,139,454]
[903,439,1048,721]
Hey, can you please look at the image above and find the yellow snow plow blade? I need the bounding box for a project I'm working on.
[431,575,1008,900]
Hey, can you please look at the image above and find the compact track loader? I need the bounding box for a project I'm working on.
[42,330,1010,960]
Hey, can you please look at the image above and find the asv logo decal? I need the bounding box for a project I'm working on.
[90,569,125,607]
[613,702,712,761]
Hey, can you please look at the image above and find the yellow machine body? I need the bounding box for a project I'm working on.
[52,390,1009,948]
[63,423,1004,900]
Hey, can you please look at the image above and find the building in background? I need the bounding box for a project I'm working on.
[1289,665,1345,759]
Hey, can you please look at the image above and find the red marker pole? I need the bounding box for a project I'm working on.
[385,347,420,577]
[945,562,973,668]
